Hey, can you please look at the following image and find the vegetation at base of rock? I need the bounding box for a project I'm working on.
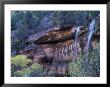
[11,55,32,74]
[68,43,100,77]
[11,55,43,77]
[11,44,100,77]
[11,55,57,77]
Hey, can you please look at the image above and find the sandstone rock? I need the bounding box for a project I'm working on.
[33,54,46,64]
[44,48,54,60]
[24,22,100,76]
[56,64,68,76]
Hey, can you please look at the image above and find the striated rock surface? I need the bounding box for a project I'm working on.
[20,24,100,76]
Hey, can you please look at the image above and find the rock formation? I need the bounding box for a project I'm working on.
[20,16,100,76]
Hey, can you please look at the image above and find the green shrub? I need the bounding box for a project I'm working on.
[13,68,32,77]
[12,62,43,77]
[29,63,44,77]
[68,56,83,77]
[30,63,42,71]
[11,55,32,76]
[82,46,100,76]
[11,55,44,77]
[11,55,32,68]
[68,44,100,77]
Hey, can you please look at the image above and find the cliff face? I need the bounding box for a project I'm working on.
[20,24,100,76]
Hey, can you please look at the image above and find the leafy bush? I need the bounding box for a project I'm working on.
[29,63,43,77]
[11,55,32,68]
[82,46,100,77]
[11,55,32,76]
[11,55,44,77]
[68,44,100,77]
[13,63,43,77]
[68,55,83,77]
[13,68,32,77]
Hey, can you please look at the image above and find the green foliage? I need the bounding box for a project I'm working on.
[13,63,43,77]
[82,45,100,76]
[11,11,50,56]
[68,44,100,77]
[11,55,32,76]
[11,55,32,68]
[30,63,42,72]
[68,55,83,77]
[29,63,44,77]
[13,68,32,77]
[11,55,43,77]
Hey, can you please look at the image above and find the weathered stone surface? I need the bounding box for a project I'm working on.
[21,24,100,76]
[33,52,47,64]
[43,48,54,61]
